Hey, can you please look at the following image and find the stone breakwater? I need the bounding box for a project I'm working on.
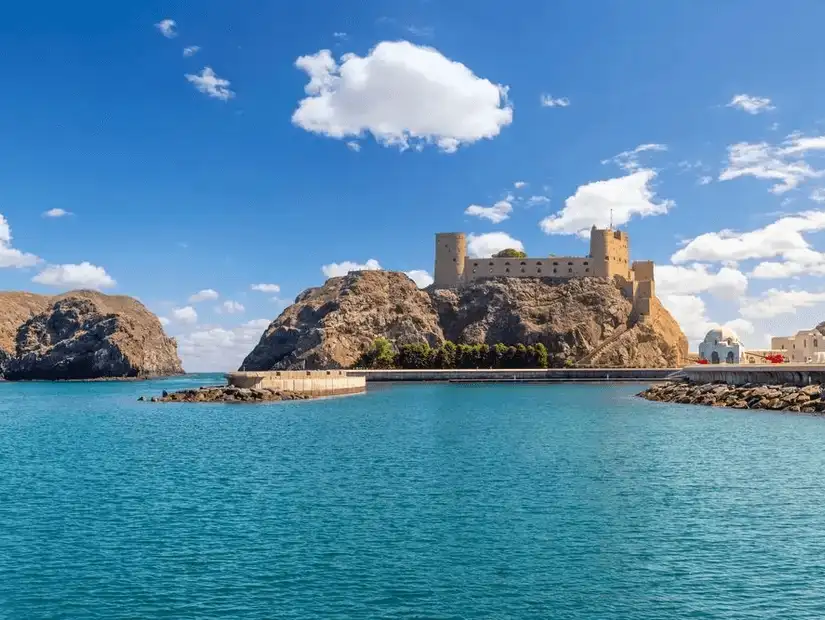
[139,386,312,403]
[639,381,825,413]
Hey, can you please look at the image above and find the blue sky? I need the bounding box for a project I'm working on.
[3,0,825,370]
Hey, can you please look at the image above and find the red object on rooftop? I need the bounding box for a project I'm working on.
[696,358,709,365]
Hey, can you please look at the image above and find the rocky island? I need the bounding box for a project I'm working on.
[0,290,182,380]
[240,270,687,371]
[639,381,825,414]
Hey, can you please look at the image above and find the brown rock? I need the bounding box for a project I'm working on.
[240,271,688,371]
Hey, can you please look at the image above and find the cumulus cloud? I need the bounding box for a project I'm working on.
[32,262,115,290]
[539,169,673,236]
[250,283,281,293]
[172,306,198,324]
[540,94,570,108]
[0,214,40,268]
[183,46,200,57]
[176,319,271,372]
[333,32,347,39]
[526,195,550,206]
[155,19,177,38]
[404,270,434,288]
[322,259,382,278]
[514,181,527,189]
[656,264,748,300]
[217,300,245,314]
[660,294,754,345]
[346,141,361,152]
[185,67,235,101]
[671,211,825,279]
[740,289,825,319]
[159,317,171,327]
[727,94,775,115]
[811,188,825,203]
[42,208,71,218]
[188,289,219,303]
[698,176,713,186]
[291,41,513,152]
[465,200,512,224]
[466,232,524,258]
[719,135,825,194]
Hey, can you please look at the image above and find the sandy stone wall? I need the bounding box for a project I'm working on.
[227,370,366,396]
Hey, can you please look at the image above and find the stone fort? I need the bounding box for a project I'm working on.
[434,226,656,315]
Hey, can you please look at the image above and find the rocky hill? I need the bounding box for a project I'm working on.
[241,271,688,370]
[0,290,183,380]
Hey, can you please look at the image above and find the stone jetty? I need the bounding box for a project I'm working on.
[639,381,825,414]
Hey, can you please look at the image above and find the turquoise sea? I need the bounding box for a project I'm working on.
[2,376,825,619]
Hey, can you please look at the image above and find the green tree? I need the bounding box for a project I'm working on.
[361,337,396,369]
[534,343,549,368]
[493,248,527,259]
[438,341,457,369]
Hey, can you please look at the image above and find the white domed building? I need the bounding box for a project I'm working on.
[698,328,744,364]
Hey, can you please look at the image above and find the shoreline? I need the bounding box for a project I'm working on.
[639,381,825,414]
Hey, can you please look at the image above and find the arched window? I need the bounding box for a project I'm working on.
[553,261,559,266]
[568,268,573,273]
[473,262,479,267]
[583,261,589,266]
[585,268,590,273]
[537,268,542,274]
[568,261,573,266]
[489,262,494,266]
[536,261,543,266]
[553,268,557,273]
[520,268,526,273]
[505,268,510,273]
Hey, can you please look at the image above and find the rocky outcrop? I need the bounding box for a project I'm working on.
[640,381,825,414]
[241,271,443,370]
[241,271,688,370]
[0,290,182,380]
[146,386,311,403]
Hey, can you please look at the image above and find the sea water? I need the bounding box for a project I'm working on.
[2,377,825,619]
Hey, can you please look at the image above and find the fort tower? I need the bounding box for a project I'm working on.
[434,232,467,289]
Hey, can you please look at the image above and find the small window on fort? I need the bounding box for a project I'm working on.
[489,262,494,266]
[504,261,511,266]
[536,261,542,266]
[585,268,590,273]
[553,268,557,273]
[453,258,456,262]
[567,262,573,266]
[520,261,527,266]
[489,268,494,273]
[568,268,573,273]
[537,268,542,273]
[505,268,510,273]
[605,256,610,260]
[804,340,807,347]
[583,261,589,265]
[553,261,558,266]
[816,339,819,347]
[520,268,525,273]
[473,262,479,267]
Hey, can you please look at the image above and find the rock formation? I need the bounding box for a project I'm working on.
[640,381,825,414]
[0,290,183,380]
[146,386,312,403]
[241,271,688,370]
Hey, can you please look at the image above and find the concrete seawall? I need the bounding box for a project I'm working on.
[680,364,825,386]
[352,368,678,382]
[226,370,366,397]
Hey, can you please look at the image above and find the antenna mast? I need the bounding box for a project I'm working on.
[610,208,614,230]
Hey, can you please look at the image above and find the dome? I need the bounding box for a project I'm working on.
[704,327,740,345]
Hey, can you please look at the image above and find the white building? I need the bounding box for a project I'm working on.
[698,328,744,364]
[772,329,825,363]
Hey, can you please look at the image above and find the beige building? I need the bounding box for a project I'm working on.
[434,226,656,315]
[772,329,825,363]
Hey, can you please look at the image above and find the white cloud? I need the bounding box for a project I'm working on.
[465,200,512,224]
[727,94,775,115]
[250,283,281,293]
[466,232,524,258]
[291,41,513,152]
[740,289,825,319]
[217,300,245,314]
[185,67,235,101]
[719,135,825,194]
[32,262,115,290]
[155,19,177,38]
[406,25,435,38]
[811,188,825,203]
[405,270,434,288]
[660,294,754,346]
[159,317,171,327]
[540,94,570,108]
[514,181,527,189]
[604,143,667,173]
[176,319,271,372]
[672,211,825,274]
[0,214,40,268]
[526,195,550,206]
[183,46,200,57]
[333,32,348,39]
[656,264,748,300]
[322,259,382,278]
[188,289,219,303]
[346,141,361,152]
[172,306,198,324]
[42,208,71,218]
[698,176,713,186]
[539,169,673,236]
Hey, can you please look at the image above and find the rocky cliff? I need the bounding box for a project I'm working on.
[241,271,688,370]
[0,290,183,380]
